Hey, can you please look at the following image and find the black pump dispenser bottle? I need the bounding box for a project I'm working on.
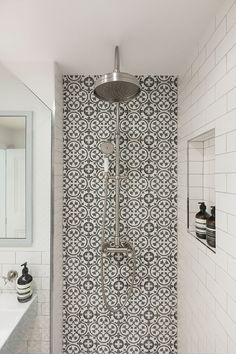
[195,202,210,239]
[17,262,33,303]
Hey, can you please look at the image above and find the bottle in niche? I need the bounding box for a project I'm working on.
[17,262,33,303]
[206,206,216,248]
[195,202,210,239]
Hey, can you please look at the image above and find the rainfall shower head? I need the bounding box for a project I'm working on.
[94,46,141,103]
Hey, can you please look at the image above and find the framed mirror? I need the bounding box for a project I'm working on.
[0,111,32,246]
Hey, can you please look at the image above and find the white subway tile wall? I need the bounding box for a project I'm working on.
[187,132,215,233]
[203,136,215,209]
[178,0,236,353]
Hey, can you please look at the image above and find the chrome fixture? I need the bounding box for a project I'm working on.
[100,104,136,312]
[94,46,141,103]
[94,47,140,312]
[2,270,18,285]
[100,141,114,156]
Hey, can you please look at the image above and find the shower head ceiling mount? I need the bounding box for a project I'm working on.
[94,46,141,103]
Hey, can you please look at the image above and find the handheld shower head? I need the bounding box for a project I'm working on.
[100,141,114,174]
[100,141,114,156]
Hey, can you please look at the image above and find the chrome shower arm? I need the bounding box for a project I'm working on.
[114,46,120,72]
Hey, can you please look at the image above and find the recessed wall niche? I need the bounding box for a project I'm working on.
[187,129,216,252]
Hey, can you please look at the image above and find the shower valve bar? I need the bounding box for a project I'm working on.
[104,247,131,254]
[107,175,127,180]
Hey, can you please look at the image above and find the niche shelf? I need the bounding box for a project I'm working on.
[187,129,216,253]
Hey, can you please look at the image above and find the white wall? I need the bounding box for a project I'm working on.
[178,0,236,353]
[0,126,14,148]
[2,61,55,111]
[0,126,25,148]
[0,64,51,354]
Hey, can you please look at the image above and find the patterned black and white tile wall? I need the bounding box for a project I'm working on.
[63,75,178,354]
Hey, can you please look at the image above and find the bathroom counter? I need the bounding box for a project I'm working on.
[0,292,37,352]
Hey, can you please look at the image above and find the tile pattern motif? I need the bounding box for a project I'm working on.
[63,75,178,354]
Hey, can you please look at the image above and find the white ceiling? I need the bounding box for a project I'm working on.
[0,0,222,74]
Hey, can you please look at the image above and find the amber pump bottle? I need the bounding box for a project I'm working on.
[195,202,210,239]
[206,206,216,248]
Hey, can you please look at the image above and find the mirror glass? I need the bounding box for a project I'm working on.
[0,112,32,242]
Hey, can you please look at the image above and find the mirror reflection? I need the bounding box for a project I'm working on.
[0,115,28,239]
